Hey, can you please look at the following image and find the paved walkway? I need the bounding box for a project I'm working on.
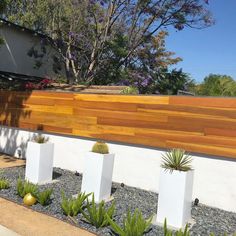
[0,224,19,236]
[0,154,25,169]
[0,198,96,236]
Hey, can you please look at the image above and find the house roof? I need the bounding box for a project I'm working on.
[0,18,48,39]
[0,18,82,51]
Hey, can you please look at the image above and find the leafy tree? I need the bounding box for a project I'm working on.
[3,0,213,84]
[154,69,195,95]
[94,30,181,86]
[0,0,7,46]
[123,68,195,95]
[197,74,236,97]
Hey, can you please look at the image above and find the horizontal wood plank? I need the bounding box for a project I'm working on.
[1,91,236,159]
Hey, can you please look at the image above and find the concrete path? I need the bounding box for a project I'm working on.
[0,198,96,236]
[0,154,25,169]
[0,225,19,236]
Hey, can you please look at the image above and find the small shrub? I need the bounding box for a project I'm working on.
[61,192,91,217]
[121,87,139,95]
[92,141,109,154]
[161,149,192,173]
[17,178,38,198]
[163,219,190,236]
[0,179,10,189]
[37,189,53,206]
[81,194,115,228]
[107,208,152,236]
[32,134,49,143]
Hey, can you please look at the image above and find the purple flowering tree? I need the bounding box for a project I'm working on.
[5,0,213,85]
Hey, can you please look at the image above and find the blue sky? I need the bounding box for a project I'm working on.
[166,0,236,82]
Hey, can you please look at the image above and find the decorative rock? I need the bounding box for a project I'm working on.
[23,193,37,206]
[0,167,236,236]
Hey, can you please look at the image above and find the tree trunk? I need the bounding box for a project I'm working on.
[65,59,74,85]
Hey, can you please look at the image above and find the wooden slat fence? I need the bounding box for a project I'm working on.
[1,90,236,159]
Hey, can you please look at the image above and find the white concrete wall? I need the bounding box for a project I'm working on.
[0,24,65,78]
[0,126,236,213]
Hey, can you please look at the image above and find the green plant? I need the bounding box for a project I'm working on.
[164,219,190,236]
[121,87,139,95]
[106,208,152,236]
[17,178,38,198]
[0,179,10,189]
[37,189,53,206]
[161,149,192,172]
[81,194,115,228]
[92,141,109,154]
[32,134,49,143]
[61,192,91,217]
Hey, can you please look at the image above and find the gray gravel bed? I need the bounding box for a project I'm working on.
[0,167,235,236]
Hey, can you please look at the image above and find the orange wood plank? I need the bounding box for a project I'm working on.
[1,91,236,159]
[169,96,236,108]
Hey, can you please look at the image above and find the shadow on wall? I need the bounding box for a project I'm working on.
[0,91,33,158]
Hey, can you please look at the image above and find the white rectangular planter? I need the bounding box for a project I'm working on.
[156,168,194,229]
[25,141,54,184]
[81,152,115,203]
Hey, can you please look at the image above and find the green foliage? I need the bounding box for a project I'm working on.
[17,178,38,198]
[0,0,6,46]
[0,178,10,189]
[4,0,212,85]
[32,134,49,143]
[81,194,115,228]
[161,149,192,172]
[107,208,152,236]
[153,69,195,95]
[92,141,109,154]
[121,87,139,95]
[196,74,236,97]
[37,189,53,206]
[61,192,91,217]
[163,219,190,236]
[0,38,4,46]
[0,0,6,14]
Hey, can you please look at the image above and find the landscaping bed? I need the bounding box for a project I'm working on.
[0,166,235,236]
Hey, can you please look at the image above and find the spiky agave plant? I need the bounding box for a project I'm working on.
[32,134,49,144]
[161,149,192,173]
[0,179,10,189]
[163,219,190,236]
[81,193,115,228]
[106,208,152,236]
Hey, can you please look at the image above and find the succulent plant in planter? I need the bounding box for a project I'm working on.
[92,141,109,154]
[157,149,194,229]
[25,133,54,184]
[81,141,115,202]
[32,134,49,143]
[161,149,192,172]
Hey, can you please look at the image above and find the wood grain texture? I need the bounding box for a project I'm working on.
[1,91,236,159]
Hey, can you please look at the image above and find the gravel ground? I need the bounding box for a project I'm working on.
[0,167,235,236]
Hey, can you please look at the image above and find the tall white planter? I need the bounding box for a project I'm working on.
[81,152,115,203]
[25,141,54,184]
[156,168,194,229]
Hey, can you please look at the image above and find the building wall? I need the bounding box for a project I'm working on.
[0,126,236,213]
[0,24,65,78]
[0,91,236,213]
